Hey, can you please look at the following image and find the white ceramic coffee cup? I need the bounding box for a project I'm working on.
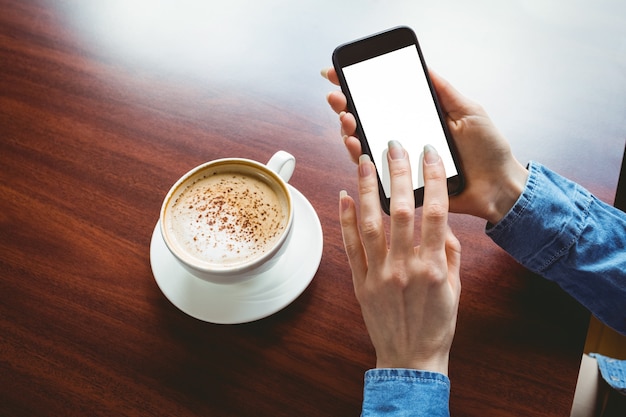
[160,151,295,284]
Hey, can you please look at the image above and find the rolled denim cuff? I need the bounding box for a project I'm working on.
[362,369,450,417]
[590,353,626,394]
[486,161,594,274]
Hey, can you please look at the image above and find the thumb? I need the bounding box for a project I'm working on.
[429,70,471,122]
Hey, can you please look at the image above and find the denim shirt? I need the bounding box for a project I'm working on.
[362,162,626,416]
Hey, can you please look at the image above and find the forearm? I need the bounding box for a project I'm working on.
[487,161,626,334]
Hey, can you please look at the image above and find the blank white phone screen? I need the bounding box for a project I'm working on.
[343,45,457,198]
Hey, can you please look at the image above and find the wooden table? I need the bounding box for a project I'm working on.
[2,1,624,416]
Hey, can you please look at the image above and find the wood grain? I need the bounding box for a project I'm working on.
[1,1,624,416]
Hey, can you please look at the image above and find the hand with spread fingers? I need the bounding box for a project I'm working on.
[339,141,461,375]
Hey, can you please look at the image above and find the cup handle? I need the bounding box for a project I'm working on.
[266,151,295,183]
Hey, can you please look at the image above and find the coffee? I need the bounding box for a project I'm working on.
[165,169,289,267]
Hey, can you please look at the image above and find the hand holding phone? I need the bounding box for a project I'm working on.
[332,26,464,213]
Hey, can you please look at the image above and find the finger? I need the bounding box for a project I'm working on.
[339,111,357,137]
[420,145,449,255]
[339,190,368,287]
[445,227,462,292]
[357,154,387,265]
[429,69,476,124]
[327,92,359,163]
[321,67,340,85]
[387,141,415,257]
[428,69,460,114]
[327,90,347,114]
[344,135,362,164]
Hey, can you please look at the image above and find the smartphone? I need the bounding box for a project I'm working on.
[332,26,464,214]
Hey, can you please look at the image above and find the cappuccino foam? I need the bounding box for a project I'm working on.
[166,171,288,266]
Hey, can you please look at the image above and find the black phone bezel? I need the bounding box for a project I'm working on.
[332,26,464,214]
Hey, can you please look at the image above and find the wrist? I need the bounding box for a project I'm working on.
[485,161,528,225]
[376,354,450,376]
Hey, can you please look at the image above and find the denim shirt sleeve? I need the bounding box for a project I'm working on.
[362,369,450,417]
[486,161,626,334]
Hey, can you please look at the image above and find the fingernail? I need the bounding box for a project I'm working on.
[339,190,350,211]
[359,154,372,177]
[424,144,440,165]
[320,68,329,79]
[388,140,405,160]
[339,111,346,121]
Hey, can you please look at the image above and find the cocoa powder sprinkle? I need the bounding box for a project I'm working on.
[169,172,287,265]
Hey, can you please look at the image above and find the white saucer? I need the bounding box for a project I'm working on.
[150,185,323,324]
